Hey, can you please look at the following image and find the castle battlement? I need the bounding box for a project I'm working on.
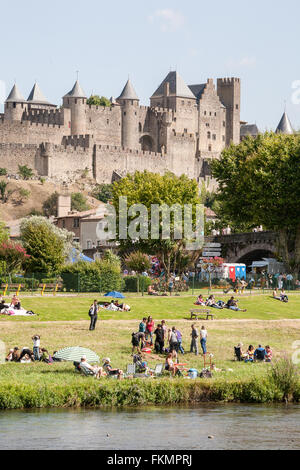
[62,134,91,148]
[97,144,163,158]
[87,104,116,112]
[0,142,38,150]
[217,77,240,84]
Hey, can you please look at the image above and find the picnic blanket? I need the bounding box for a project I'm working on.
[0,307,36,316]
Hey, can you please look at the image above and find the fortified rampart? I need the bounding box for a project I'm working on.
[0,72,243,186]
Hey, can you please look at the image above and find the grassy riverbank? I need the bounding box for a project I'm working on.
[0,318,300,408]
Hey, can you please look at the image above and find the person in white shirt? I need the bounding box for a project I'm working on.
[200,326,208,355]
[79,356,103,378]
[32,335,41,361]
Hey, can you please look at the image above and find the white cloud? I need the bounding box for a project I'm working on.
[225,56,257,70]
[148,9,185,32]
[239,56,256,67]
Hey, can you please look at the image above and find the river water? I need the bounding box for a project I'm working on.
[0,404,299,450]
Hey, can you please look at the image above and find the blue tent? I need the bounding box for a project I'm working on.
[70,248,94,264]
[104,291,125,299]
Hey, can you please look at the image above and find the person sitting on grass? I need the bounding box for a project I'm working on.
[280,289,288,303]
[165,352,178,376]
[102,358,123,379]
[131,331,145,354]
[148,285,159,296]
[0,296,9,311]
[195,294,205,306]
[254,345,266,361]
[273,288,281,300]
[245,345,255,363]
[5,349,14,362]
[226,297,247,312]
[10,294,21,310]
[80,355,103,379]
[265,345,273,363]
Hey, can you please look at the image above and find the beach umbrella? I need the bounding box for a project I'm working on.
[104,291,125,299]
[53,347,100,363]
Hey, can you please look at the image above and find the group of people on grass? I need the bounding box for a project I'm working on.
[235,343,273,363]
[195,294,247,312]
[5,335,60,364]
[131,317,209,359]
[88,299,131,331]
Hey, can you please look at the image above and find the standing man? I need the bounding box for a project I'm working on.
[200,326,208,355]
[89,299,99,331]
[190,324,199,356]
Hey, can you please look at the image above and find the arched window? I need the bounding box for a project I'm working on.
[207,131,211,139]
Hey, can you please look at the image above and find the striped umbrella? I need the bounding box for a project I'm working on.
[53,347,100,363]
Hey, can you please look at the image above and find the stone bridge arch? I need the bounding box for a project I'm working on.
[205,231,277,266]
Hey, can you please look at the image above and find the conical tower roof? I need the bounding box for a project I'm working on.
[151,71,195,99]
[27,83,50,104]
[117,79,139,100]
[276,112,293,135]
[64,80,86,99]
[5,84,25,103]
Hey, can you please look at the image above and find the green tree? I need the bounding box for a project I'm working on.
[20,216,79,274]
[112,171,201,280]
[125,251,151,274]
[18,165,33,180]
[71,192,90,212]
[211,132,300,274]
[92,183,113,203]
[42,191,59,217]
[87,95,111,107]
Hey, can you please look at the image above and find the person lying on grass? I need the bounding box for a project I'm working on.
[205,295,224,309]
[80,355,104,379]
[226,297,247,312]
[102,358,123,379]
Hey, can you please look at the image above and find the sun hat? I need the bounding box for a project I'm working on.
[103,357,110,363]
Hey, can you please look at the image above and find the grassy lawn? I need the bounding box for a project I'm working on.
[0,292,299,322]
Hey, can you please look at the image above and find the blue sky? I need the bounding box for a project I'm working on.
[1,0,300,130]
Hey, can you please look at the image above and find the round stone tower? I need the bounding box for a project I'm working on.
[63,80,87,135]
[4,84,26,121]
[117,79,139,149]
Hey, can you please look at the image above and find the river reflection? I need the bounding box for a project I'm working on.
[0,404,299,450]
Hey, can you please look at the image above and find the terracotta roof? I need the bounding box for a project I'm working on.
[205,207,217,218]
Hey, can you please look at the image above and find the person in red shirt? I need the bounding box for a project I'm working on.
[145,316,155,346]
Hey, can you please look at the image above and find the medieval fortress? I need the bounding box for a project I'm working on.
[0,72,243,184]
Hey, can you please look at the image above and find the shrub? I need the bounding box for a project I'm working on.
[18,165,33,180]
[71,192,90,212]
[124,275,152,292]
[61,259,124,293]
[0,168,7,176]
[268,356,300,401]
